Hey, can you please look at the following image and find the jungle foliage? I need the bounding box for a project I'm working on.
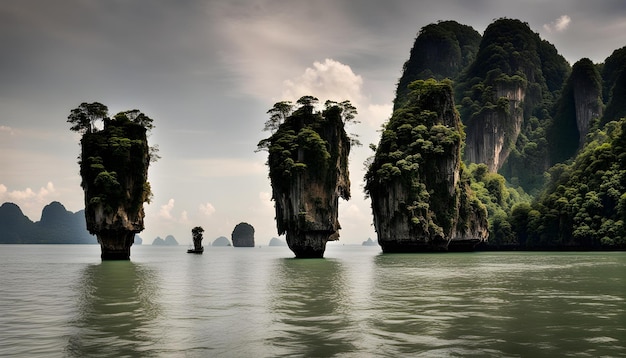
[386,18,626,249]
[365,79,486,239]
[523,119,626,249]
[257,96,357,194]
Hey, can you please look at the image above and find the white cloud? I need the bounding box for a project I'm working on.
[282,59,364,104]
[0,126,16,136]
[544,15,571,33]
[157,198,190,224]
[365,103,393,129]
[158,198,175,219]
[199,202,216,216]
[4,182,55,202]
[0,184,6,196]
[280,58,392,139]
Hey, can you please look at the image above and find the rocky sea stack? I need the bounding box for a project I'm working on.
[69,102,156,260]
[258,97,355,258]
[231,222,255,247]
[365,79,488,252]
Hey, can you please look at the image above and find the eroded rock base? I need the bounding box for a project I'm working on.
[286,231,332,258]
[97,230,135,260]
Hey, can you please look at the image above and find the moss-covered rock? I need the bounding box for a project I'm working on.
[259,97,353,258]
[71,104,155,259]
[365,79,488,252]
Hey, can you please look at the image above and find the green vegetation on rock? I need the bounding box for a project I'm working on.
[365,79,488,252]
[69,102,157,259]
[257,96,356,257]
[527,119,626,249]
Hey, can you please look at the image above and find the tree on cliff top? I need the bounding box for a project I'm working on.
[257,96,358,194]
[192,226,204,240]
[192,226,204,248]
[67,102,108,134]
[70,102,158,221]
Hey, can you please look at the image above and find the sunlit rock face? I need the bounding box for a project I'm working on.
[465,84,525,172]
[571,60,603,148]
[265,101,351,258]
[365,80,488,252]
[80,119,150,260]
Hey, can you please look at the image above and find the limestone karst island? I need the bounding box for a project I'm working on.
[257,97,355,258]
[68,102,157,260]
[33,17,625,258]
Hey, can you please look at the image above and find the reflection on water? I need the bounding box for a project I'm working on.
[65,261,161,357]
[368,252,626,357]
[267,257,359,357]
[1,246,624,357]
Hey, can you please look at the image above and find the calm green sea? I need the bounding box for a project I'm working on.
[0,244,624,357]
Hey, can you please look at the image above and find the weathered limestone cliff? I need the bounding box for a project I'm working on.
[365,79,488,252]
[464,82,525,172]
[260,98,352,258]
[74,106,154,260]
[394,20,481,110]
[549,58,603,164]
[571,59,603,147]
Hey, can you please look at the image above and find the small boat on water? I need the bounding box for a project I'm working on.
[187,246,204,254]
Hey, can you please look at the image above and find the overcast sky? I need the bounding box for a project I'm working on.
[2,0,626,245]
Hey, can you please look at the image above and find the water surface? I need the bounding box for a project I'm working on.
[0,245,624,357]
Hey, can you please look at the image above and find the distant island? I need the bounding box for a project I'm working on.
[362,238,378,246]
[212,236,232,246]
[0,201,96,244]
[152,235,179,246]
[268,237,287,246]
[0,201,171,246]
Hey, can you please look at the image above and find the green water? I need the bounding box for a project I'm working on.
[0,245,624,357]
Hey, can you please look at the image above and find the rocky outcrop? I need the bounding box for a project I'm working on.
[571,59,603,147]
[465,82,525,172]
[394,20,481,110]
[457,18,570,193]
[231,222,255,247]
[0,202,35,243]
[365,79,488,252]
[77,107,154,260]
[549,58,603,164]
[260,97,352,258]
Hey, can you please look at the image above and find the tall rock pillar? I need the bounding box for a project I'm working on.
[72,105,155,260]
[365,80,488,252]
[259,97,352,258]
